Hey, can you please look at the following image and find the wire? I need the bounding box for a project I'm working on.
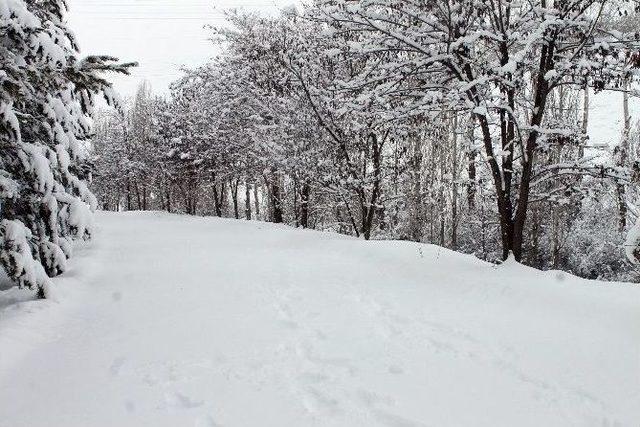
[66,0,294,95]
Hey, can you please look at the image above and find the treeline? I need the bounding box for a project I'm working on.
[92,1,640,281]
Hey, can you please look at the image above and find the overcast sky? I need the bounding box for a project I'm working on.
[65,0,632,147]
[66,0,291,97]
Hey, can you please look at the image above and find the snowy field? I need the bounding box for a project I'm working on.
[0,211,638,427]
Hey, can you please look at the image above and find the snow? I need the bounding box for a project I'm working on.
[0,101,22,143]
[625,218,640,264]
[0,211,638,426]
[18,143,55,195]
[0,174,18,199]
[0,219,53,297]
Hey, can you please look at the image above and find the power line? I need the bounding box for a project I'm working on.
[73,16,229,21]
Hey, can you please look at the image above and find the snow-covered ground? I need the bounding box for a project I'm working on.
[0,212,638,427]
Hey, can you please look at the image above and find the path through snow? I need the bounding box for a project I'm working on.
[0,212,638,426]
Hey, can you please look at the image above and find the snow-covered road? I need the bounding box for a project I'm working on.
[0,212,638,426]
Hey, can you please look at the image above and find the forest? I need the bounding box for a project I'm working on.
[90,2,640,282]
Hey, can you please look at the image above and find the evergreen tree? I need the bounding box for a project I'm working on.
[0,0,135,296]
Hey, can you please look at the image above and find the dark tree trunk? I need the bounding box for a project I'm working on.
[361,133,382,240]
[165,184,172,213]
[231,179,240,219]
[469,39,553,261]
[293,178,299,227]
[142,186,147,211]
[271,182,283,224]
[211,173,222,217]
[253,182,260,220]
[265,172,284,224]
[213,186,222,217]
[220,181,228,216]
[467,120,477,210]
[300,182,310,229]
[191,178,199,215]
[135,180,142,210]
[159,187,165,212]
[245,180,252,220]
[126,179,132,211]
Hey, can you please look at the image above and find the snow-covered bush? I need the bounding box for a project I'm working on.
[562,193,637,282]
[0,0,134,296]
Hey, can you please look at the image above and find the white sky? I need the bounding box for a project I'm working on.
[589,90,634,148]
[65,0,634,146]
[66,0,291,97]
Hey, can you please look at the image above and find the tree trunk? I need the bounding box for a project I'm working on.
[293,178,299,227]
[361,132,382,240]
[165,183,171,213]
[580,87,589,159]
[266,172,283,224]
[451,112,459,250]
[192,189,198,215]
[221,181,228,216]
[135,180,142,210]
[253,182,260,220]
[466,118,477,210]
[126,179,132,211]
[213,185,222,217]
[245,180,252,220]
[271,183,283,223]
[300,182,310,228]
[552,208,561,269]
[409,134,423,241]
[142,186,147,211]
[231,179,240,219]
[617,78,630,231]
[510,44,555,261]
[211,173,222,217]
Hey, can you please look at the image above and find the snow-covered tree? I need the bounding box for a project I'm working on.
[0,0,134,296]
[87,2,640,281]
[310,0,640,259]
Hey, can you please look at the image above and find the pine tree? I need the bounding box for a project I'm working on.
[0,0,135,297]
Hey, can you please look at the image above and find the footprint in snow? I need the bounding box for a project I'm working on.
[302,386,342,416]
[194,414,223,427]
[276,303,299,329]
[388,364,404,375]
[109,357,126,376]
[314,329,327,340]
[356,388,395,408]
[124,399,136,413]
[279,319,299,329]
[375,410,429,427]
[165,391,204,409]
[297,371,329,385]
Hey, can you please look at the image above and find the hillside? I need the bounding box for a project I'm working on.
[0,212,638,427]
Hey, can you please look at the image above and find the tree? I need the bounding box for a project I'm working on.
[86,2,640,281]
[0,0,134,296]
[311,0,639,259]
